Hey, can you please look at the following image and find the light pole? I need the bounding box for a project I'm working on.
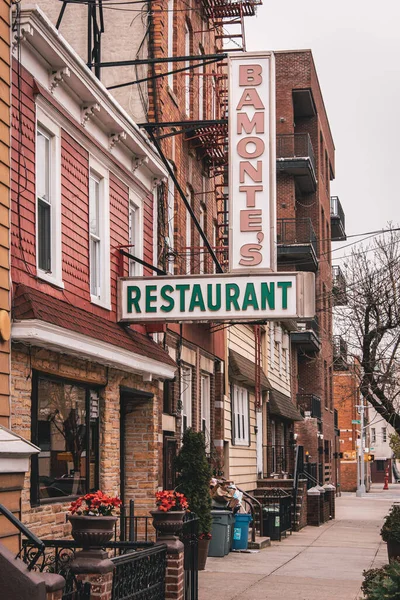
[356,395,366,497]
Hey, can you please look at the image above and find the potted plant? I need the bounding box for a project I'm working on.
[381,504,400,561]
[175,428,212,571]
[67,491,122,550]
[150,490,189,538]
[362,562,400,599]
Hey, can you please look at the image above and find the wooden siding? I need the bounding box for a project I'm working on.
[0,0,10,427]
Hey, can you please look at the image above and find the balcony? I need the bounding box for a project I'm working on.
[330,196,346,241]
[297,393,322,421]
[291,317,321,355]
[332,265,347,305]
[333,335,348,370]
[277,218,318,272]
[276,133,317,194]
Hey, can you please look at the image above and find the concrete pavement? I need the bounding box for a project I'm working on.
[199,484,400,600]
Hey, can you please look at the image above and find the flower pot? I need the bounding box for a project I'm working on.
[150,510,185,538]
[387,539,400,561]
[197,538,210,571]
[68,515,117,549]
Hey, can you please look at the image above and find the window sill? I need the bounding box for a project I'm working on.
[37,271,65,290]
[33,494,81,507]
[233,439,250,447]
[91,295,111,311]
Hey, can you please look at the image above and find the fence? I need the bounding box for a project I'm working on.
[111,544,167,600]
[180,513,199,600]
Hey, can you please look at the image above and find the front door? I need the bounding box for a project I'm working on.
[163,435,177,489]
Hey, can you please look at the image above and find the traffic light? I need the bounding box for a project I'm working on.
[367,454,374,462]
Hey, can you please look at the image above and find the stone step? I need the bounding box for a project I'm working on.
[248,536,271,550]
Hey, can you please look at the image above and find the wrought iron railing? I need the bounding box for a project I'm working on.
[297,393,322,419]
[111,544,167,600]
[330,196,345,227]
[277,218,318,256]
[118,500,154,542]
[265,444,291,475]
[276,133,316,174]
[180,513,199,600]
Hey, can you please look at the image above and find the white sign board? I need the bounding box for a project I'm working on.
[118,272,315,323]
[228,52,276,273]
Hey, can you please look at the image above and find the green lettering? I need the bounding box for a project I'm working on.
[278,281,292,309]
[189,284,206,312]
[242,283,259,311]
[127,286,141,314]
[207,284,221,311]
[160,285,175,312]
[145,285,157,313]
[176,284,190,312]
[261,282,275,310]
[226,283,240,311]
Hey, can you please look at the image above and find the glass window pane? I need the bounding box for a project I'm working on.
[89,176,100,236]
[38,199,51,271]
[90,238,100,296]
[37,378,87,500]
[37,130,50,203]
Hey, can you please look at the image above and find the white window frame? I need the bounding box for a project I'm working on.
[128,192,143,277]
[371,428,376,444]
[201,373,211,450]
[232,384,249,446]
[184,22,190,116]
[167,0,174,89]
[89,156,110,309]
[382,427,387,443]
[181,365,192,431]
[36,108,63,288]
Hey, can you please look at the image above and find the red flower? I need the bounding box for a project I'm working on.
[155,490,189,513]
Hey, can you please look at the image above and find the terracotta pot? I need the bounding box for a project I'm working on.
[68,515,117,549]
[387,539,400,561]
[197,538,210,571]
[150,510,185,538]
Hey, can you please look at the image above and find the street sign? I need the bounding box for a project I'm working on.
[118,272,315,323]
[352,419,361,424]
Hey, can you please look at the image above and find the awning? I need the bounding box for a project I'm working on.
[269,390,303,421]
[229,349,271,390]
[12,284,176,380]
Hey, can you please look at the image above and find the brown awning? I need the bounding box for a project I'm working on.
[269,390,303,422]
[228,349,271,391]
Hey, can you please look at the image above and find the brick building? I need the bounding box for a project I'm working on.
[274,50,345,486]
[10,6,177,537]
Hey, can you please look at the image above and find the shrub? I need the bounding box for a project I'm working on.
[175,428,212,536]
[381,505,400,544]
[362,562,400,599]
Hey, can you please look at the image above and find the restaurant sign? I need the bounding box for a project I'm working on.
[118,272,315,323]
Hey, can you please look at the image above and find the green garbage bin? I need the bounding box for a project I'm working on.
[208,510,234,557]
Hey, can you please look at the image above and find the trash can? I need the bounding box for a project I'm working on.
[262,488,292,541]
[208,510,234,557]
[231,513,252,551]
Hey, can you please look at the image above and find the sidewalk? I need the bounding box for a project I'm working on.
[199,484,400,600]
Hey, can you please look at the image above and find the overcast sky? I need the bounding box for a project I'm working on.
[247,0,399,254]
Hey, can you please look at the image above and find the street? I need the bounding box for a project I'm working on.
[199,484,400,600]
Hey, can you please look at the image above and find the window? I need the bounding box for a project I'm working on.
[198,47,204,120]
[181,366,192,431]
[167,173,175,275]
[167,0,174,89]
[382,427,387,443]
[232,384,249,445]
[36,109,62,287]
[31,373,99,505]
[376,460,385,472]
[201,374,211,450]
[184,22,190,115]
[128,198,142,276]
[199,204,205,274]
[89,158,110,308]
[371,428,376,444]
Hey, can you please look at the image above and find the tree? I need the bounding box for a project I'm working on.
[335,228,400,435]
[175,428,212,536]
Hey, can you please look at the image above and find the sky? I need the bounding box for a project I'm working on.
[246,0,400,254]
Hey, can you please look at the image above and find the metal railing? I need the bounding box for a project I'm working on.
[296,316,320,336]
[265,444,291,475]
[330,196,346,228]
[277,217,318,256]
[332,265,347,305]
[236,487,263,540]
[276,133,316,174]
[180,513,199,600]
[297,393,322,419]
[0,503,45,570]
[118,500,154,542]
[333,335,348,369]
[111,544,167,600]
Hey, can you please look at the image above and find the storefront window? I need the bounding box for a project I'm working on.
[31,372,100,504]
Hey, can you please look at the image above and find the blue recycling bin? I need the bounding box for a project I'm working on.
[232,513,252,550]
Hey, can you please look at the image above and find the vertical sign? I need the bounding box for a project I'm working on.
[228,52,276,273]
